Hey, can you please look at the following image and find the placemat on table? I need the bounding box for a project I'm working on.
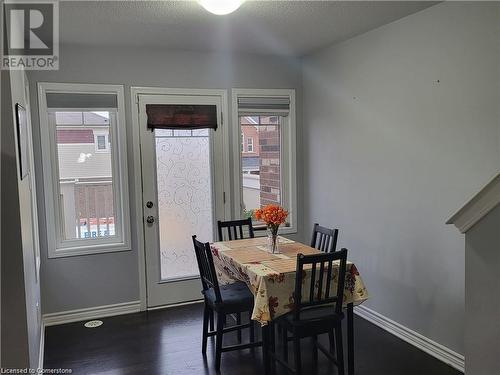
[278,243,320,257]
[222,236,295,249]
[276,236,295,244]
[223,248,280,264]
[261,258,313,274]
[255,245,297,253]
[222,237,267,248]
[261,258,296,274]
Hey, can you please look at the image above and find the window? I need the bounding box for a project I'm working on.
[97,135,106,150]
[38,83,130,257]
[247,137,254,152]
[233,89,297,233]
[95,134,108,151]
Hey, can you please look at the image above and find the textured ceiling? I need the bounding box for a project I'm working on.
[60,1,438,56]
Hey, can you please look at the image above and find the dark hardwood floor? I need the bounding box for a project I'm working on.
[44,303,461,375]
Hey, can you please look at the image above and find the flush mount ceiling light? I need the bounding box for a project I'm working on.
[198,0,244,15]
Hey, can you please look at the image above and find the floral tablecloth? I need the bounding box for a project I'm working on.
[211,237,369,325]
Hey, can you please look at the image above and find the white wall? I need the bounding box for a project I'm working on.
[302,2,499,354]
[28,46,303,314]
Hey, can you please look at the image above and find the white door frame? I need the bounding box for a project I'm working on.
[130,87,230,310]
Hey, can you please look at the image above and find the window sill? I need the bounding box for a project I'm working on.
[49,242,131,259]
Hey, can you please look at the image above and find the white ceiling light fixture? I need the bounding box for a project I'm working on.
[198,0,244,15]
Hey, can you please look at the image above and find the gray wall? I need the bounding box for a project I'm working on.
[28,46,303,314]
[302,2,500,354]
[465,204,500,375]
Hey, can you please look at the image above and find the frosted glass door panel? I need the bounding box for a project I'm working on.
[155,129,214,280]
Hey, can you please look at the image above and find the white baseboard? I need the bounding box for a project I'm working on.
[355,305,465,373]
[43,301,141,327]
[147,299,203,311]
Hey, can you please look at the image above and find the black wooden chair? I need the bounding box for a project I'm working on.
[217,218,255,340]
[192,235,261,371]
[271,249,348,375]
[310,223,339,253]
[217,217,255,241]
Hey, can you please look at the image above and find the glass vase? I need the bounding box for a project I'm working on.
[267,230,279,254]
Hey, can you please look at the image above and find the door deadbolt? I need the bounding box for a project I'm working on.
[146,201,154,208]
[146,216,155,224]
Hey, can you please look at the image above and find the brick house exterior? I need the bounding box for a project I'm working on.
[240,116,281,210]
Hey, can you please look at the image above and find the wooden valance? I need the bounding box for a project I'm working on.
[146,104,218,130]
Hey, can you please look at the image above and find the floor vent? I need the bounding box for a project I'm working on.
[84,320,103,328]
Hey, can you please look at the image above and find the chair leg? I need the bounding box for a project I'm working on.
[249,311,255,343]
[312,335,318,369]
[236,313,242,343]
[328,330,335,353]
[262,324,270,375]
[202,304,209,354]
[293,333,301,375]
[335,324,345,375]
[270,322,276,374]
[282,326,288,361]
[215,313,225,371]
[209,309,214,331]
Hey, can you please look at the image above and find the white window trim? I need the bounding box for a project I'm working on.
[38,82,131,258]
[231,88,297,235]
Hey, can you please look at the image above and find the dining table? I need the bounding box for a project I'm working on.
[211,236,369,375]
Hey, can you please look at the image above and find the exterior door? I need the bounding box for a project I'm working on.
[138,92,226,307]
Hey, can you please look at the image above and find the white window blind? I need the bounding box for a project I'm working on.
[237,96,290,115]
[46,93,118,109]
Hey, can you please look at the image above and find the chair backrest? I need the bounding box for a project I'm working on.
[192,235,222,303]
[310,223,339,253]
[217,218,254,241]
[293,248,348,321]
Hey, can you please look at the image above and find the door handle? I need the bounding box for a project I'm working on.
[146,216,155,224]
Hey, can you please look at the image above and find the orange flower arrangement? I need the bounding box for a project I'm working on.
[255,204,288,253]
[254,204,289,235]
